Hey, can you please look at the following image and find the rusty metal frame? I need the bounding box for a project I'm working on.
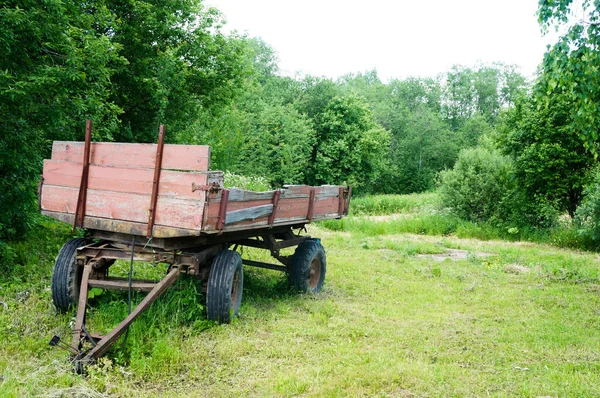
[147,125,166,238]
[234,235,310,252]
[217,189,230,233]
[306,188,316,222]
[72,262,93,352]
[242,259,287,273]
[75,267,181,367]
[62,225,318,371]
[73,120,93,232]
[268,189,281,226]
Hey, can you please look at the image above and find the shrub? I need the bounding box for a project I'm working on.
[575,167,600,245]
[222,171,271,191]
[437,147,512,223]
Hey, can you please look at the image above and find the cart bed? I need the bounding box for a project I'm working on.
[40,141,350,238]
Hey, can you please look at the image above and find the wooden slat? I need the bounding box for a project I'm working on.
[41,211,200,238]
[225,204,274,225]
[41,185,203,230]
[42,160,220,200]
[51,141,210,171]
[202,195,340,231]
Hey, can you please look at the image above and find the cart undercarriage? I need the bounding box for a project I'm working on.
[51,224,325,372]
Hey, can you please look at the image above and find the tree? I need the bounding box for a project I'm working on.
[239,104,315,187]
[308,95,391,192]
[104,0,250,142]
[442,64,527,129]
[0,1,121,240]
[497,93,594,218]
[538,0,600,150]
[394,107,458,193]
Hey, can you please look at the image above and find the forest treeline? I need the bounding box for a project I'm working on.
[2,0,600,247]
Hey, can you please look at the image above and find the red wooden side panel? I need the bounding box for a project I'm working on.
[41,185,204,230]
[201,187,342,232]
[43,160,210,200]
[51,141,210,171]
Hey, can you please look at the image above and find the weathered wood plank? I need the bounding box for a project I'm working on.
[41,185,204,230]
[225,204,274,225]
[41,211,200,238]
[42,160,221,200]
[51,141,210,171]
[202,195,341,231]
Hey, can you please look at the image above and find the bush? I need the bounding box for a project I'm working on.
[438,147,513,223]
[575,167,600,245]
[222,171,272,191]
[349,193,438,216]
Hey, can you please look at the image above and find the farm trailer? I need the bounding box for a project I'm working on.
[39,122,351,371]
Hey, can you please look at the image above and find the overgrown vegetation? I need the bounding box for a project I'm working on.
[2,206,600,396]
[3,0,600,394]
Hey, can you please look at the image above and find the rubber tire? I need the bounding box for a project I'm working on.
[288,240,326,293]
[51,238,86,313]
[206,250,243,324]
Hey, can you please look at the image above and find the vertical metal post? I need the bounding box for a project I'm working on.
[306,188,316,222]
[71,262,93,353]
[217,189,230,233]
[73,120,92,232]
[268,190,281,226]
[147,125,166,238]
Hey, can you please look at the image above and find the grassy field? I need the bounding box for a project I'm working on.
[1,195,600,396]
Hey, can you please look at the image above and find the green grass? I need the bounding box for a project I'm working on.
[1,201,600,396]
[349,192,438,215]
[328,193,598,251]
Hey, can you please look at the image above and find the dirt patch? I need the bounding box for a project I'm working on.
[417,249,492,261]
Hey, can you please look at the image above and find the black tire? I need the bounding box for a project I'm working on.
[51,238,86,313]
[288,240,326,293]
[206,250,243,323]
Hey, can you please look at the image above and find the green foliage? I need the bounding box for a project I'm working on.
[308,94,391,192]
[438,147,513,223]
[0,0,122,240]
[349,193,438,216]
[0,0,250,240]
[392,107,458,193]
[537,0,600,151]
[497,93,594,218]
[223,171,271,191]
[104,0,250,142]
[442,63,527,129]
[456,114,494,148]
[239,104,316,187]
[575,167,600,245]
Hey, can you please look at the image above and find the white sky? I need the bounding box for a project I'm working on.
[206,0,566,82]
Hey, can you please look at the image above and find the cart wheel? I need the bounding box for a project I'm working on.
[51,238,86,313]
[206,250,243,324]
[288,240,326,293]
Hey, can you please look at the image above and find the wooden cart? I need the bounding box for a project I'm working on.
[39,122,351,371]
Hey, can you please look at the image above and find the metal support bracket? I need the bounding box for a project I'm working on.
[73,266,181,368]
[268,189,281,227]
[217,189,230,233]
